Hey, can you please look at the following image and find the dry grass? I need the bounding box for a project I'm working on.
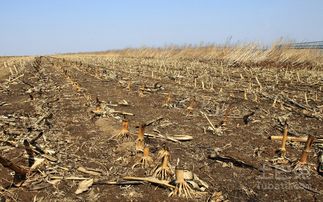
[68,43,323,67]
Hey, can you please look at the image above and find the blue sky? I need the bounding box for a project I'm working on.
[0,0,322,56]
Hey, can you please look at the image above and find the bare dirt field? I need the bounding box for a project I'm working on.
[0,50,323,201]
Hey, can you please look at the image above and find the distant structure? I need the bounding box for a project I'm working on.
[289,41,323,49]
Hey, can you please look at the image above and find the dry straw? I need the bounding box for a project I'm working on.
[84,43,323,67]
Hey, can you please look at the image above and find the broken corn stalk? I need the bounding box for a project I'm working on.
[0,156,29,177]
[280,124,288,158]
[271,136,308,142]
[23,139,35,167]
[298,135,315,165]
[157,144,170,160]
[135,124,145,152]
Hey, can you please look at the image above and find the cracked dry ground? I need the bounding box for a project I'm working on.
[1,56,323,201]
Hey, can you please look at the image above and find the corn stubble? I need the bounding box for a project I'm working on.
[297,135,315,166]
[135,124,145,153]
[152,146,174,180]
[132,147,154,169]
[169,168,195,199]
[117,120,130,139]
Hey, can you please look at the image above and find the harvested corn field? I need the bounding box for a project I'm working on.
[1,48,323,201]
